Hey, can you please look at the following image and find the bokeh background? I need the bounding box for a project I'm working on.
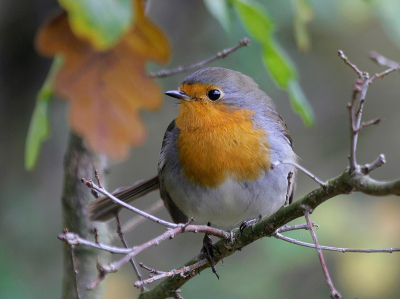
[1,0,400,298]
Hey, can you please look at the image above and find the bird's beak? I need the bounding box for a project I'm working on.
[164,90,192,101]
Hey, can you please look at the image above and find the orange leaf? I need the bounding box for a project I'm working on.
[35,0,170,158]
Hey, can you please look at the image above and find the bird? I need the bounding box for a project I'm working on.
[86,67,297,275]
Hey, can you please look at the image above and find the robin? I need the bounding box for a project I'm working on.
[87,67,297,275]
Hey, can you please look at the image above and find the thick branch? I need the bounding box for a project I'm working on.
[138,169,400,299]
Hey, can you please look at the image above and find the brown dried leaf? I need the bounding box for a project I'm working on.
[35,0,169,158]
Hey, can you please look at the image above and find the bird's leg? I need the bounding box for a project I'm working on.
[239,214,262,234]
[200,222,221,279]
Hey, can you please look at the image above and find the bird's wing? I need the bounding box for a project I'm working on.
[158,120,189,224]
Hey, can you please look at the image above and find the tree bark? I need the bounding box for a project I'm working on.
[61,132,111,299]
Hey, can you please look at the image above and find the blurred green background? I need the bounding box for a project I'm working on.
[1,0,400,298]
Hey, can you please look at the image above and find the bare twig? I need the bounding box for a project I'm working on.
[273,160,326,186]
[273,232,400,253]
[369,67,399,83]
[362,154,386,175]
[304,209,341,299]
[94,169,103,189]
[338,50,362,77]
[120,200,164,235]
[81,178,179,229]
[110,225,228,274]
[275,223,317,233]
[134,259,207,288]
[93,227,99,244]
[149,38,250,78]
[59,231,134,254]
[87,258,115,290]
[370,51,400,68]
[347,72,369,171]
[59,223,228,257]
[140,262,165,275]
[116,216,144,289]
[68,243,80,299]
[355,118,381,133]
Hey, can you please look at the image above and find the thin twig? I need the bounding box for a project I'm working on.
[338,50,362,77]
[134,259,208,288]
[275,223,318,233]
[140,262,165,275]
[354,118,381,133]
[116,216,144,289]
[361,154,386,175]
[82,178,179,229]
[68,244,80,299]
[58,231,134,254]
[370,51,399,68]
[273,232,400,253]
[87,258,114,290]
[273,161,326,186]
[369,67,399,83]
[120,200,164,236]
[304,209,341,299]
[59,223,228,258]
[340,50,371,171]
[94,169,103,189]
[149,38,250,78]
[110,224,228,274]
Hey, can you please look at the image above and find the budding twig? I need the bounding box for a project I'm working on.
[149,38,250,78]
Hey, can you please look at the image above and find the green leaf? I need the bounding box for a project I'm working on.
[292,0,314,52]
[262,38,297,88]
[25,55,64,170]
[58,0,133,51]
[233,0,312,126]
[287,80,315,126]
[203,0,233,33]
[233,0,274,42]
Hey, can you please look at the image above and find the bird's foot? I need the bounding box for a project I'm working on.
[239,215,262,234]
[200,225,221,279]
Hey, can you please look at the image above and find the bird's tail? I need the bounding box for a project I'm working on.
[86,175,160,222]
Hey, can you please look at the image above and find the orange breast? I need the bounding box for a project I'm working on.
[175,100,271,188]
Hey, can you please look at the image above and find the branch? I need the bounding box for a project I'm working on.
[273,160,326,186]
[58,231,133,254]
[273,232,400,253]
[361,154,386,175]
[370,51,400,68]
[138,170,400,299]
[148,38,250,78]
[120,200,164,235]
[304,210,341,299]
[134,260,208,288]
[115,216,144,289]
[82,179,179,229]
[338,50,363,77]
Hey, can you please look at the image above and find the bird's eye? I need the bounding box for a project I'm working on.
[207,89,221,101]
